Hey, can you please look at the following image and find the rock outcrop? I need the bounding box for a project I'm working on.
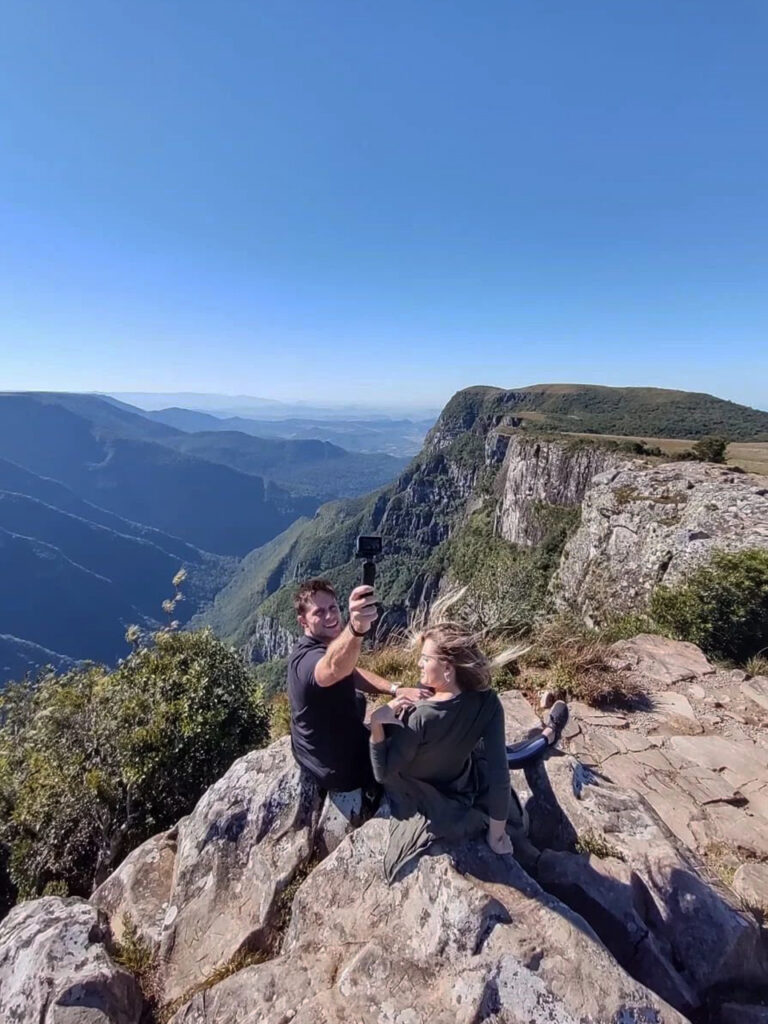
[4,636,768,1023]
[553,461,768,624]
[0,897,143,1024]
[498,673,768,1015]
[154,736,324,1004]
[170,818,689,1024]
[241,613,295,663]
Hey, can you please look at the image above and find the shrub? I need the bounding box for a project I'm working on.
[651,549,768,662]
[692,436,728,464]
[268,693,292,742]
[0,628,269,905]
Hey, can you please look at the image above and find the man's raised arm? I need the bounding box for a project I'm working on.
[314,586,378,687]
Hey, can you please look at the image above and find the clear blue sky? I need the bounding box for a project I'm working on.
[1,0,766,410]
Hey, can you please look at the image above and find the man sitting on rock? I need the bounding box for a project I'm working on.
[287,578,426,801]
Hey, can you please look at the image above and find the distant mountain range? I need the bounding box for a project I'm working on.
[144,407,432,458]
[0,391,410,683]
[106,391,441,422]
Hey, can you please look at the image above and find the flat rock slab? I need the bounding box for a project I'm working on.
[0,896,143,1024]
[609,635,715,686]
[669,735,768,789]
[498,689,542,737]
[743,676,768,714]
[570,701,629,730]
[733,862,768,910]
[647,692,703,735]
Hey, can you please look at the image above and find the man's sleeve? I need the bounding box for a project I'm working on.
[293,646,325,690]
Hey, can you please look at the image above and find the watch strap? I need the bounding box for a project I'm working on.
[348,621,369,638]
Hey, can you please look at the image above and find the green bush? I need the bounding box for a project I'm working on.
[692,436,728,464]
[651,549,768,661]
[0,628,269,906]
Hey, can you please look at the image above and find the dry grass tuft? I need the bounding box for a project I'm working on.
[745,654,768,679]
[576,829,625,861]
[702,842,742,890]
[268,692,292,742]
[521,614,641,708]
[359,640,421,686]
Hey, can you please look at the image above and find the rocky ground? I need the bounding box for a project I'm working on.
[1,635,767,1024]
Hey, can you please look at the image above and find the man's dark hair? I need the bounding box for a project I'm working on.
[293,578,337,616]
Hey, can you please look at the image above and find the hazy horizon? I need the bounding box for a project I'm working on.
[3,382,768,419]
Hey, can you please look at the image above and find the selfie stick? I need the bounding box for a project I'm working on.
[362,559,376,587]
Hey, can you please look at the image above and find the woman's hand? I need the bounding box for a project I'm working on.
[486,821,514,856]
[369,696,413,727]
[396,685,434,702]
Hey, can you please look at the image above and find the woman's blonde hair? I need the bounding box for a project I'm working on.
[418,622,492,692]
[408,586,528,691]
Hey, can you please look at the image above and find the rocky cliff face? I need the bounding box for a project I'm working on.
[241,614,296,663]
[553,461,768,624]
[5,636,768,1023]
[496,434,630,546]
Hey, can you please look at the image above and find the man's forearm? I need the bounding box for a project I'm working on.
[315,625,363,687]
[353,667,397,696]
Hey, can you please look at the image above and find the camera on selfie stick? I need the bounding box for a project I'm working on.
[355,534,382,586]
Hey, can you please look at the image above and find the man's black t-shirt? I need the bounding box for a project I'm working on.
[287,634,373,792]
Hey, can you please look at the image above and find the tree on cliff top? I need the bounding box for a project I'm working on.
[0,627,269,909]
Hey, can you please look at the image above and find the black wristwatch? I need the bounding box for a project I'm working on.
[348,620,369,638]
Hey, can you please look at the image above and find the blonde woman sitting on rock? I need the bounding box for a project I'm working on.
[369,622,568,882]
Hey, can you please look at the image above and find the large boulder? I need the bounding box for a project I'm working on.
[536,849,698,1014]
[91,827,178,953]
[155,735,324,1005]
[608,634,715,687]
[0,896,143,1024]
[170,817,689,1024]
[742,676,768,715]
[528,755,767,1001]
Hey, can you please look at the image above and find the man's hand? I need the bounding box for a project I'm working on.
[348,585,379,635]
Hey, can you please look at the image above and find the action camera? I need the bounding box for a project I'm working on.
[355,535,382,586]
